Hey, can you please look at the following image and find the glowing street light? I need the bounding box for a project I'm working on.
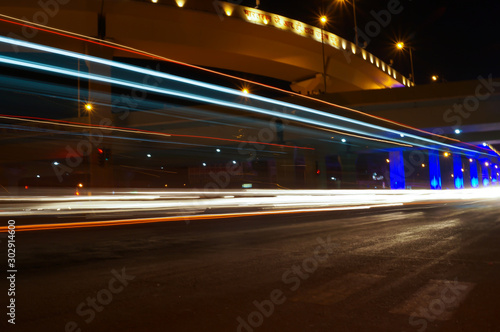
[242,88,249,94]
[431,75,439,82]
[84,103,93,111]
[396,42,415,84]
[320,15,327,24]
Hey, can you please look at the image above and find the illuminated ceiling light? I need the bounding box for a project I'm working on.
[147,154,152,158]
[444,152,450,157]
[461,168,464,172]
[202,162,207,167]
[341,138,346,143]
[84,103,93,111]
[400,134,405,137]
[421,163,425,168]
[386,159,390,163]
[482,142,487,146]
[36,174,40,178]
[232,160,237,164]
[485,162,490,167]
[223,4,234,16]
[175,0,185,7]
[455,129,461,134]
[216,148,221,152]
[53,161,59,165]
[469,158,473,162]
[151,0,158,3]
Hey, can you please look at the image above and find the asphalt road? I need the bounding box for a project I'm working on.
[2,199,500,332]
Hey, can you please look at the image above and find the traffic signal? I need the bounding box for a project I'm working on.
[97,148,105,166]
[97,148,111,167]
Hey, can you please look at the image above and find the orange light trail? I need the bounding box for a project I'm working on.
[0,114,314,150]
[0,204,402,232]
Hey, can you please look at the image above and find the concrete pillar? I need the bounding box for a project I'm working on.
[428,150,441,190]
[469,158,479,188]
[492,163,499,185]
[480,159,490,187]
[339,153,357,189]
[453,154,464,189]
[389,150,405,189]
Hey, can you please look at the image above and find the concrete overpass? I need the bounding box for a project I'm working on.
[0,0,409,95]
[0,1,498,192]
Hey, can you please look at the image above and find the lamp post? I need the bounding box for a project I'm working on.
[352,0,358,47]
[320,15,328,93]
[396,42,415,84]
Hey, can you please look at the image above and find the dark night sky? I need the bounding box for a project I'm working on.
[238,0,500,84]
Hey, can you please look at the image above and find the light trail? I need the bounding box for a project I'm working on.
[0,203,403,232]
[0,114,314,151]
[0,43,492,155]
[0,53,421,149]
[0,35,475,153]
[0,13,474,147]
[0,187,498,232]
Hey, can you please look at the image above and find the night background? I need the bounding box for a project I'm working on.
[239,0,500,84]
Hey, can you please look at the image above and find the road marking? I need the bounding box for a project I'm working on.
[291,273,385,305]
[390,279,475,320]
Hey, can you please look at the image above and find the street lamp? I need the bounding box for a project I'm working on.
[320,15,328,93]
[396,42,415,84]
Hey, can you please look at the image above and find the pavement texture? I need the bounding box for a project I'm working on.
[2,199,500,332]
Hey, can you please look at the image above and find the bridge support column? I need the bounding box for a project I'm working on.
[480,160,490,187]
[492,162,499,185]
[453,154,464,189]
[389,150,405,189]
[469,158,479,188]
[428,150,441,190]
[339,153,358,189]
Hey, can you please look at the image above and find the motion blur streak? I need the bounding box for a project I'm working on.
[0,36,492,155]
[0,54,412,148]
[0,14,473,145]
[0,114,314,151]
[1,188,499,232]
[0,204,403,232]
